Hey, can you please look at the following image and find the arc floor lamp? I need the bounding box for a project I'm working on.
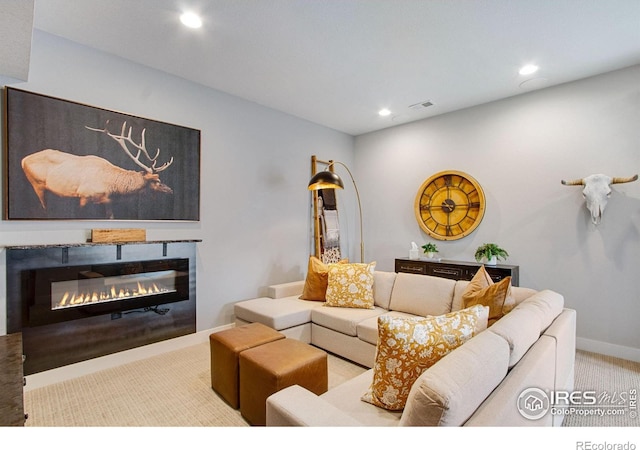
[308,156,364,263]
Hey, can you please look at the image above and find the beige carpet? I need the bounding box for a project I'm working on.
[23,342,366,427]
[562,350,640,427]
[24,344,638,427]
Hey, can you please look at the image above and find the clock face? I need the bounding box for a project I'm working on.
[414,170,486,240]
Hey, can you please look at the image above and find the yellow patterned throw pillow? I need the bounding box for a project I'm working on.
[325,262,376,309]
[362,305,489,411]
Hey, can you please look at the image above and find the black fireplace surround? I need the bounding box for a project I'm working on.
[6,240,198,375]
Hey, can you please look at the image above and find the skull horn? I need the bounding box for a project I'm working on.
[611,174,638,184]
[561,178,585,186]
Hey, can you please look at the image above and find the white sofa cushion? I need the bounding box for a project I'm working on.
[356,310,418,345]
[267,384,365,426]
[512,286,539,305]
[399,330,510,426]
[320,370,403,426]
[234,296,321,331]
[311,305,387,337]
[388,272,456,316]
[267,280,305,299]
[489,289,564,367]
[464,334,556,426]
[373,271,397,310]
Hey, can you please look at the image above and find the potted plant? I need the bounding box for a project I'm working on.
[421,242,439,259]
[474,243,508,266]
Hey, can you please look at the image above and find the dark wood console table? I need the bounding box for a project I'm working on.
[395,258,519,286]
[0,333,25,426]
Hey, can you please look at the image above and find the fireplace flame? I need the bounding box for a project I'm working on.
[53,282,171,310]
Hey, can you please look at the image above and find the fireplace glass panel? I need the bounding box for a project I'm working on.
[51,269,180,310]
[26,257,190,327]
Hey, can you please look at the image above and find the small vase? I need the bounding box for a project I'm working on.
[426,252,435,259]
[483,256,497,266]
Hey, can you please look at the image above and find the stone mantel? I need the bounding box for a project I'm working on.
[2,239,202,250]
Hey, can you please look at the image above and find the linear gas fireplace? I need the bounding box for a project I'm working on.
[6,241,198,375]
[29,258,189,327]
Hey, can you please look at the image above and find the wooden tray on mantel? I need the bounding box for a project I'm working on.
[90,228,146,243]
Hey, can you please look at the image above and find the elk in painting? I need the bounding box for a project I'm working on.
[21,121,174,219]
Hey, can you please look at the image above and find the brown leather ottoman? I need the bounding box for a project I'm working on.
[210,323,285,408]
[239,338,328,426]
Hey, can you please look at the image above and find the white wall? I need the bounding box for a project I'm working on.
[3,31,637,363]
[0,31,355,335]
[355,65,640,361]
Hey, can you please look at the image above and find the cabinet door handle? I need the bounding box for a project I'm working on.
[400,265,423,273]
[432,268,459,276]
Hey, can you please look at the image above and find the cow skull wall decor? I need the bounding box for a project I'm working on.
[561,173,638,225]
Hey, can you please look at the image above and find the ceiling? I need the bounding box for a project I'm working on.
[13,1,640,135]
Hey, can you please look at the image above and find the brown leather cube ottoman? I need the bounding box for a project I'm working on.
[210,323,285,408]
[239,338,328,426]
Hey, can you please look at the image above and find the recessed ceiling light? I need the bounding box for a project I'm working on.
[378,108,391,117]
[180,12,202,29]
[519,64,539,76]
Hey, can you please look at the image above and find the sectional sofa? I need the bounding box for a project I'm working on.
[233,267,576,426]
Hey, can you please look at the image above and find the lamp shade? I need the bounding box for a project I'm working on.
[308,170,345,190]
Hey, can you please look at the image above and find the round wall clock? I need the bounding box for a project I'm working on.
[414,170,486,241]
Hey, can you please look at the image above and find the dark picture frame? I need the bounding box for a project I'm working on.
[4,87,200,221]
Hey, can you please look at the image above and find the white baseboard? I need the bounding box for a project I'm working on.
[576,337,640,363]
[24,324,233,391]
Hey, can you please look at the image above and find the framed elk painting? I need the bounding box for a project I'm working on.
[3,87,201,221]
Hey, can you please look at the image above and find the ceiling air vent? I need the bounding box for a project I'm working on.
[409,101,434,110]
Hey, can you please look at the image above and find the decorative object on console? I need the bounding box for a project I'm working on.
[4,87,201,221]
[90,228,146,243]
[308,155,364,262]
[409,242,420,260]
[461,265,515,325]
[361,304,489,411]
[561,173,638,225]
[414,170,486,241]
[421,242,439,259]
[474,243,509,266]
[325,262,376,309]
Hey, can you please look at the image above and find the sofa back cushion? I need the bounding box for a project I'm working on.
[388,272,456,316]
[399,330,510,426]
[488,289,564,367]
[373,271,396,310]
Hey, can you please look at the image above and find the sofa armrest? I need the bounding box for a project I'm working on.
[543,308,577,392]
[266,385,364,426]
[267,281,305,299]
